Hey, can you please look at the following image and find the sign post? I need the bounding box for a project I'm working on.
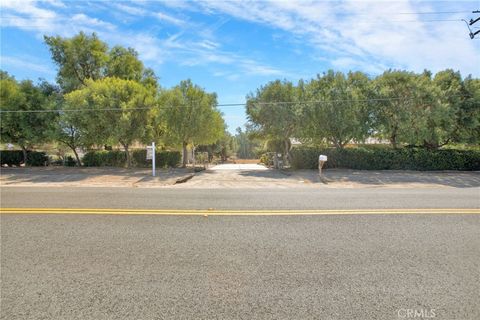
[146,142,156,177]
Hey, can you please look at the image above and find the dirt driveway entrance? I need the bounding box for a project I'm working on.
[174,164,313,188]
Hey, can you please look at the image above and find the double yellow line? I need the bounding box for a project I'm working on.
[1,208,479,216]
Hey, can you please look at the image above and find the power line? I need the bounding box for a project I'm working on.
[0,96,471,114]
[394,11,472,15]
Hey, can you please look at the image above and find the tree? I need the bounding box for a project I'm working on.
[429,69,477,147]
[246,79,299,161]
[372,69,480,149]
[233,127,260,159]
[196,130,233,162]
[52,104,85,166]
[45,32,158,93]
[64,78,155,167]
[299,70,373,148]
[0,72,57,164]
[460,76,480,144]
[373,70,421,148]
[407,71,456,149]
[106,46,158,89]
[44,32,109,92]
[155,80,225,167]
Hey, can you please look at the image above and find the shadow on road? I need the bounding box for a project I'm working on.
[293,169,480,188]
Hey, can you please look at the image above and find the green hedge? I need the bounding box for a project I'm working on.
[0,150,48,166]
[289,147,480,171]
[82,150,181,168]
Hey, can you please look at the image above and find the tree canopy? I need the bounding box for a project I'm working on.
[44,32,158,93]
[64,77,155,167]
[0,72,57,163]
[246,69,480,152]
[155,79,225,166]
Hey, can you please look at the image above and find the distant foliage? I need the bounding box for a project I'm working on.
[289,146,480,171]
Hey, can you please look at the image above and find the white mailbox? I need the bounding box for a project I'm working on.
[318,154,327,181]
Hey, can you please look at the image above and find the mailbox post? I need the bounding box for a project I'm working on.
[318,154,327,180]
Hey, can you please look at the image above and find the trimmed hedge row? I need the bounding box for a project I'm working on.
[0,150,48,166]
[289,147,480,171]
[82,150,181,168]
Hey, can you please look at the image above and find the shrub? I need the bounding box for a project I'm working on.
[157,151,181,168]
[82,150,181,168]
[82,151,126,167]
[289,146,480,171]
[132,149,149,167]
[0,150,23,166]
[0,150,48,166]
[64,156,77,167]
[27,151,49,166]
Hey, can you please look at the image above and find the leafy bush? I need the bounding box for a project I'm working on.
[0,150,23,166]
[157,151,181,168]
[27,151,49,166]
[82,150,181,168]
[132,149,149,167]
[0,150,48,166]
[64,156,77,166]
[82,150,126,167]
[289,147,480,171]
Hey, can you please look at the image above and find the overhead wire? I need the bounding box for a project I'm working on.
[0,95,473,114]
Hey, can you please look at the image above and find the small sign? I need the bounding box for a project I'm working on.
[319,155,328,162]
[146,147,153,160]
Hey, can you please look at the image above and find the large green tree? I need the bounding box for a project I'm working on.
[299,70,373,148]
[106,46,158,89]
[373,70,422,148]
[246,79,299,161]
[64,78,155,167]
[44,32,109,92]
[0,71,57,164]
[460,76,480,144]
[155,80,225,167]
[45,32,158,93]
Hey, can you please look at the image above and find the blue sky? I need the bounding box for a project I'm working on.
[1,0,479,132]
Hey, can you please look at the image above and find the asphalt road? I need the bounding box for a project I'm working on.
[1,186,479,210]
[1,186,479,319]
[1,213,479,320]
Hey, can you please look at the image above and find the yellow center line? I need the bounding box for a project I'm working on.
[0,208,479,215]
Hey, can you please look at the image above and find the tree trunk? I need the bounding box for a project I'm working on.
[284,139,291,166]
[123,144,131,168]
[71,147,82,167]
[182,141,188,167]
[390,125,398,149]
[21,145,28,166]
[390,135,398,149]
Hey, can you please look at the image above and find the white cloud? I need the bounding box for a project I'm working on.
[113,3,186,26]
[0,0,116,35]
[71,13,116,30]
[43,0,65,8]
[113,3,148,16]
[196,0,480,76]
[154,11,186,26]
[1,55,54,75]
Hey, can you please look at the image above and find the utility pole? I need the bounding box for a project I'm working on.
[467,10,480,39]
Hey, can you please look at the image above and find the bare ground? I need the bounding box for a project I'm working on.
[1,165,479,189]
